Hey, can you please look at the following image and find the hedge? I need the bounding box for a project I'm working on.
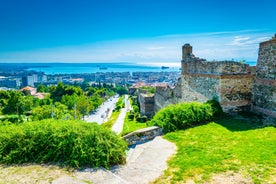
[150,102,214,133]
[0,120,127,168]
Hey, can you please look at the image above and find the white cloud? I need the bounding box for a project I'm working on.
[0,30,274,63]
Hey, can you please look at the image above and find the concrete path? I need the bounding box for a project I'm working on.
[111,95,130,134]
[53,136,176,184]
[111,108,127,134]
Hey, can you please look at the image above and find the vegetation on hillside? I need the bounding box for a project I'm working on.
[0,82,127,122]
[121,111,148,136]
[155,115,276,183]
[0,120,127,168]
[150,102,214,133]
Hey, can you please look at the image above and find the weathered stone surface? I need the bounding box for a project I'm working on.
[252,35,276,117]
[155,43,254,113]
[139,93,155,118]
[122,126,163,146]
[153,35,275,117]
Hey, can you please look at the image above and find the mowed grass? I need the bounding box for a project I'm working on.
[120,112,148,136]
[155,115,276,183]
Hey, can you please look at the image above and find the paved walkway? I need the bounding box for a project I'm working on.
[53,136,176,184]
[111,95,130,134]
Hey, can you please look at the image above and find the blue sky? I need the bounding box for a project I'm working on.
[0,0,275,64]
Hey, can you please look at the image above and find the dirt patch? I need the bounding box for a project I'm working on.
[206,171,253,184]
[0,164,72,184]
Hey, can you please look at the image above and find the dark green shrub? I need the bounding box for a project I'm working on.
[128,113,134,120]
[0,120,127,168]
[150,102,213,133]
[137,116,147,123]
[0,115,24,124]
[206,97,223,117]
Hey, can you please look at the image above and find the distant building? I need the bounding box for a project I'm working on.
[22,75,35,87]
[0,76,20,88]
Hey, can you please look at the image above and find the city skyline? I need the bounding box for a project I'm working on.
[0,0,275,63]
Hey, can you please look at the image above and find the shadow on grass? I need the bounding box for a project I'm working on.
[214,111,274,132]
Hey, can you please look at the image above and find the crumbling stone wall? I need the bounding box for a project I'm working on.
[154,78,182,112]
[139,93,155,118]
[155,43,254,113]
[122,126,163,146]
[252,35,276,117]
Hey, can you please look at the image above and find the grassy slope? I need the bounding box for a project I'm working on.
[120,112,148,136]
[156,116,276,183]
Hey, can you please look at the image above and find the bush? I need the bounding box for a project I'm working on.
[137,116,147,123]
[128,113,134,120]
[0,120,127,168]
[206,97,223,117]
[0,115,24,124]
[150,102,213,133]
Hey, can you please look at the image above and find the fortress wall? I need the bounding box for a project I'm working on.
[154,36,275,116]
[182,74,220,101]
[154,80,182,113]
[181,44,254,112]
[139,93,155,118]
[220,75,253,112]
[182,60,250,75]
[252,35,276,117]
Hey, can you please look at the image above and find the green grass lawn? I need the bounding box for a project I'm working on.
[155,115,276,183]
[120,112,149,136]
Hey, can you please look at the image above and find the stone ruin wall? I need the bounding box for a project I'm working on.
[252,35,276,117]
[182,60,254,112]
[139,93,155,118]
[153,35,275,117]
[154,78,182,112]
[155,44,254,113]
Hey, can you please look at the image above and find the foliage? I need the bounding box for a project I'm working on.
[36,84,48,92]
[0,82,123,121]
[155,117,276,184]
[50,82,82,102]
[115,96,125,112]
[31,102,71,121]
[121,112,149,136]
[1,91,37,115]
[140,86,155,93]
[0,115,25,124]
[150,102,213,133]
[137,115,147,123]
[0,120,127,168]
[115,86,128,95]
[206,97,223,117]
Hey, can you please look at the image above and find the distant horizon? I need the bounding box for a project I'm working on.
[0,0,275,63]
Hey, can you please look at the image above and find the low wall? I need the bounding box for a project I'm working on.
[122,126,163,146]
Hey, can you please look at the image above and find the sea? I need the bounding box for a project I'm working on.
[24,62,182,74]
[0,61,257,75]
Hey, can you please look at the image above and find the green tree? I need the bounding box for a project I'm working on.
[76,95,90,119]
[37,84,48,92]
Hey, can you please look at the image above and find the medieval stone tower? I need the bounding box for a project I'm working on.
[182,44,193,60]
[252,34,276,117]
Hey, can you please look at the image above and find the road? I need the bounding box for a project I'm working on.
[84,95,119,124]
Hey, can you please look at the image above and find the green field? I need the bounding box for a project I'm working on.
[155,115,276,183]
